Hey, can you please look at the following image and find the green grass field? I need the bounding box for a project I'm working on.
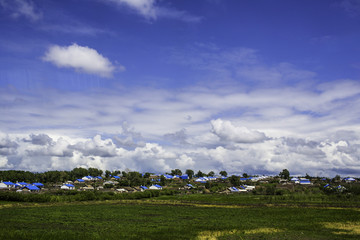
[1,194,360,240]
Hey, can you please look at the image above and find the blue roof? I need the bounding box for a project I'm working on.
[154,184,162,188]
[32,183,44,186]
[24,185,40,191]
[18,182,29,185]
[324,184,330,188]
[96,176,102,179]
[3,181,15,185]
[186,184,194,188]
[65,184,75,187]
[76,179,85,182]
[140,186,148,189]
[113,176,120,179]
[180,175,189,179]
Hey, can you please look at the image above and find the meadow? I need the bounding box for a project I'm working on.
[1,193,360,240]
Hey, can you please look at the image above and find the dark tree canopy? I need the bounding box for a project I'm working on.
[219,171,228,177]
[279,169,290,180]
[185,169,194,179]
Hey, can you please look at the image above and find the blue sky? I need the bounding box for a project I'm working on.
[1,0,360,177]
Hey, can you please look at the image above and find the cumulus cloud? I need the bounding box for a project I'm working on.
[70,135,118,158]
[42,43,124,78]
[24,133,53,146]
[0,136,19,155]
[107,0,202,22]
[0,130,360,176]
[211,119,267,144]
[1,73,360,175]
[0,0,42,21]
[0,156,13,169]
[164,129,188,145]
[176,154,195,169]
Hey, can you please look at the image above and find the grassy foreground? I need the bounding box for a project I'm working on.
[1,194,360,240]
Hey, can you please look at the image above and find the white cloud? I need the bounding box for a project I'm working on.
[42,43,124,78]
[211,119,267,144]
[0,0,42,21]
[106,0,202,22]
[176,154,195,169]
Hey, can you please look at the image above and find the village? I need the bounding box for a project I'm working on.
[0,169,358,195]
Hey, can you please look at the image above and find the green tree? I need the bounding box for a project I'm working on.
[219,171,227,177]
[185,169,194,179]
[279,169,290,180]
[242,173,249,178]
[171,169,182,176]
[229,175,240,186]
[160,175,166,186]
[88,168,103,177]
[207,171,215,177]
[105,170,111,178]
[196,170,204,177]
[143,172,151,178]
[70,167,88,179]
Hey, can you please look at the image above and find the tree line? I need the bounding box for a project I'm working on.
[0,168,230,184]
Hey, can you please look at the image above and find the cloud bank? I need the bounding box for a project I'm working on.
[1,77,360,176]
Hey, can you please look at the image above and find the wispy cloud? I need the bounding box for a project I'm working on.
[0,0,42,21]
[42,43,125,78]
[106,0,202,22]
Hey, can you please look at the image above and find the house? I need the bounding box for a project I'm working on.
[123,187,136,192]
[0,181,16,189]
[61,184,75,190]
[185,184,195,189]
[82,176,94,181]
[103,180,115,185]
[17,182,29,187]
[180,175,189,180]
[116,188,127,193]
[229,187,239,192]
[238,186,247,192]
[32,183,44,188]
[163,175,174,180]
[344,177,356,183]
[111,176,120,180]
[290,177,300,184]
[95,176,103,180]
[140,186,148,191]
[335,185,346,192]
[82,185,94,191]
[299,179,311,185]
[244,185,256,191]
[23,185,40,192]
[195,177,208,183]
[75,179,85,183]
[208,176,217,181]
[149,184,162,190]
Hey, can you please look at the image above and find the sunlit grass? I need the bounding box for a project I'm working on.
[0,194,360,239]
